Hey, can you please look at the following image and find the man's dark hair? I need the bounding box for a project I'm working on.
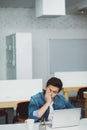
[46,77,63,92]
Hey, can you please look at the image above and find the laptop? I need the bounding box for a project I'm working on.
[48,108,81,128]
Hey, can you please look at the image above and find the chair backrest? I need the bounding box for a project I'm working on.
[77,87,87,99]
[16,101,30,119]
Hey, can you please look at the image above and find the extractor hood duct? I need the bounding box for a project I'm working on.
[35,0,66,17]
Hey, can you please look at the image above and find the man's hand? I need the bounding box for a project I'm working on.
[45,88,52,105]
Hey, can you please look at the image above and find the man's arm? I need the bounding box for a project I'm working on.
[38,88,52,118]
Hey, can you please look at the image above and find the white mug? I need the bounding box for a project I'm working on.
[25,119,34,130]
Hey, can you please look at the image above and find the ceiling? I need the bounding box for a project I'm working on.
[66,0,87,15]
[0,0,35,8]
[0,0,87,15]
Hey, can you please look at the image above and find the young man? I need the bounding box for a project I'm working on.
[29,77,74,122]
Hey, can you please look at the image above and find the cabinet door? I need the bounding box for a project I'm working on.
[6,34,16,79]
[16,33,32,79]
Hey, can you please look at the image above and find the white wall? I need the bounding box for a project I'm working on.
[0,8,87,85]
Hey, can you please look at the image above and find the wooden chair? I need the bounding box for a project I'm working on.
[0,109,8,124]
[13,101,30,123]
[70,87,87,117]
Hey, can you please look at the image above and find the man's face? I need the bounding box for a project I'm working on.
[46,85,59,99]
